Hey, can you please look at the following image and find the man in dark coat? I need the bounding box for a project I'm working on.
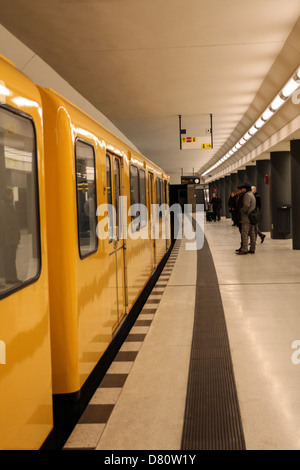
[236,183,256,255]
[210,193,222,221]
[235,186,244,252]
[228,191,236,225]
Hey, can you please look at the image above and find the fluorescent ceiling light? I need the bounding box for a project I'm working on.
[202,64,300,179]
[262,108,274,121]
[255,117,265,129]
[249,126,258,136]
[281,77,299,98]
[271,94,285,111]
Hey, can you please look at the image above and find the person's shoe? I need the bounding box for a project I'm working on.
[236,251,248,255]
[261,234,266,243]
[248,250,255,254]
[235,248,242,253]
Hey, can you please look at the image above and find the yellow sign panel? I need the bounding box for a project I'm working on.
[181,137,197,143]
[181,138,212,149]
[201,143,212,149]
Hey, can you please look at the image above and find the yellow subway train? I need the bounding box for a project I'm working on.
[0,54,171,449]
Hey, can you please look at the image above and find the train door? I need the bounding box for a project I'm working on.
[148,172,156,269]
[156,177,164,260]
[106,152,127,331]
[164,180,169,250]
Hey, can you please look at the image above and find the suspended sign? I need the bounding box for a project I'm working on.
[181,176,200,184]
[179,114,213,150]
[181,138,212,149]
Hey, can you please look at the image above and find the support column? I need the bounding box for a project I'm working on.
[270,152,292,239]
[246,165,257,187]
[291,139,300,249]
[230,173,238,192]
[215,180,220,199]
[256,160,271,233]
[237,169,247,186]
[225,176,231,218]
[209,182,214,201]
[219,178,226,217]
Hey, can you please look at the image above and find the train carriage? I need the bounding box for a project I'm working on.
[0,55,53,449]
[39,86,170,400]
[0,53,170,449]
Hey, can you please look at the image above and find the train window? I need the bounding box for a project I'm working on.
[139,169,147,229]
[75,139,98,258]
[164,180,168,204]
[149,173,154,207]
[106,154,113,242]
[156,178,161,205]
[160,179,163,205]
[130,164,139,232]
[0,106,41,298]
[156,177,163,219]
[114,157,121,238]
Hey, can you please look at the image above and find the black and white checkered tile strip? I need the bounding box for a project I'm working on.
[64,241,181,450]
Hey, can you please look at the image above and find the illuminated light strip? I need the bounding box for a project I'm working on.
[202,65,300,177]
[281,77,299,98]
[271,94,285,111]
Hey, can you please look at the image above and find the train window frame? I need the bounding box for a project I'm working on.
[106,153,113,243]
[129,164,140,232]
[164,180,168,204]
[113,156,123,240]
[156,177,163,219]
[139,168,147,229]
[74,138,98,259]
[0,103,42,301]
[160,178,163,205]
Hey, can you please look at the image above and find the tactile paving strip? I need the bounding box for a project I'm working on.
[181,234,246,450]
[64,241,181,450]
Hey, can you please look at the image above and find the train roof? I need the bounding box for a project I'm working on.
[0,54,43,108]
[39,86,169,179]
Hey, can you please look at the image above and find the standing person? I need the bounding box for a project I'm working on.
[210,193,222,222]
[235,186,244,253]
[228,191,236,225]
[236,183,256,255]
[251,186,266,243]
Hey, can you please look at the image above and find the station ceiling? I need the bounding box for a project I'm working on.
[1,0,300,179]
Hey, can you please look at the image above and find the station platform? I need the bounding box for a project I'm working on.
[64,217,300,451]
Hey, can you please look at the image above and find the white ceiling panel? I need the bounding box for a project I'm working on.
[0,0,300,179]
